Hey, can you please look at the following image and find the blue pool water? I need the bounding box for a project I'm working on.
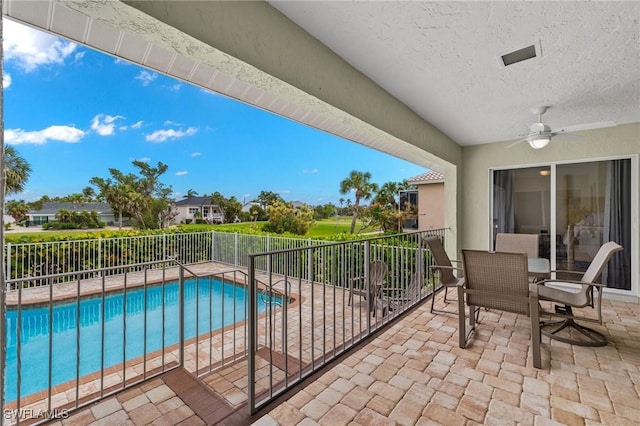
[4,279,270,402]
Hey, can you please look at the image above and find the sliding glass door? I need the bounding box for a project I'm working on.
[492,158,632,291]
[492,167,551,258]
[556,160,631,289]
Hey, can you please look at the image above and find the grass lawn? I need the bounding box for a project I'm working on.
[208,216,375,237]
[4,216,377,241]
[4,228,111,241]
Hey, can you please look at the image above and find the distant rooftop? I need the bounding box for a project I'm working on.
[175,196,218,206]
[28,202,112,215]
[407,170,444,184]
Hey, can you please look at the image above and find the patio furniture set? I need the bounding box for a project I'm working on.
[353,234,623,369]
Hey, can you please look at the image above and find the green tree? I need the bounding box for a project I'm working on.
[314,203,336,219]
[6,200,29,224]
[90,161,173,230]
[4,145,32,195]
[224,196,243,224]
[82,186,98,201]
[339,170,379,234]
[255,191,284,209]
[184,189,198,198]
[90,175,133,230]
[249,204,264,223]
[263,201,315,235]
[374,181,401,208]
[364,203,405,233]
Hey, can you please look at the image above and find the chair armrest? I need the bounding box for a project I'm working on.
[429,265,463,272]
[538,279,604,289]
[550,269,584,276]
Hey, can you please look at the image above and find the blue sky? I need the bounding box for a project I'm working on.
[2,19,426,206]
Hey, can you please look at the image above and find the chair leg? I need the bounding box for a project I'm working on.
[430,285,458,315]
[540,304,608,347]
[540,318,608,347]
[530,296,542,369]
[458,285,467,348]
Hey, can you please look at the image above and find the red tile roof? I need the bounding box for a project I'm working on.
[407,170,444,184]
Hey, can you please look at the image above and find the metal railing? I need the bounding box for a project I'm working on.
[5,231,331,289]
[247,229,447,413]
[0,228,449,423]
[1,259,257,425]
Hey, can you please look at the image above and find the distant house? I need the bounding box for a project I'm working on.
[26,202,116,227]
[404,171,445,231]
[174,196,225,224]
[241,202,261,213]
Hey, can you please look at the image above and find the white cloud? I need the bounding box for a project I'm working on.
[135,70,157,86]
[3,19,77,72]
[303,169,319,174]
[145,127,198,143]
[169,83,182,92]
[137,157,151,163]
[164,120,181,126]
[91,114,124,136]
[5,125,85,145]
[191,152,201,157]
[131,120,144,129]
[3,73,11,88]
[175,171,188,176]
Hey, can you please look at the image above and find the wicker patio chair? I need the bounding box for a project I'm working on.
[537,241,623,346]
[495,233,539,258]
[458,249,542,369]
[423,236,463,315]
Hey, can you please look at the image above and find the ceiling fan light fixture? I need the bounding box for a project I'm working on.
[528,137,550,149]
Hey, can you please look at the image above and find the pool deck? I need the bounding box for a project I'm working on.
[35,289,640,426]
[5,261,378,425]
[5,262,640,425]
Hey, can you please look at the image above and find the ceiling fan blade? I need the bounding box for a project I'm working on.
[505,138,527,149]
[552,121,616,134]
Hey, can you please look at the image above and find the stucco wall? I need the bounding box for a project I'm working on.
[418,183,445,230]
[461,122,640,297]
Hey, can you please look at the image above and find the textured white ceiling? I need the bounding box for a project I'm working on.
[271,1,640,145]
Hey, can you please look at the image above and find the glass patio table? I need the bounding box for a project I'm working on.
[528,257,550,282]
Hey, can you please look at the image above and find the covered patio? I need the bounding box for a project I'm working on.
[2,1,639,425]
[56,290,640,425]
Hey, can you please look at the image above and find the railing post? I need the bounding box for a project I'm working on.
[266,235,270,274]
[364,240,371,333]
[6,242,11,285]
[234,233,239,266]
[163,233,167,261]
[248,255,257,414]
[211,231,215,262]
[98,238,102,278]
[178,265,185,367]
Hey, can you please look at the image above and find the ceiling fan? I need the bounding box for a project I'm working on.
[506,106,616,149]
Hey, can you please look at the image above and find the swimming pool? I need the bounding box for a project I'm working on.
[4,279,271,402]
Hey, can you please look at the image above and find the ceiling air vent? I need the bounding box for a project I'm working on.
[500,43,539,66]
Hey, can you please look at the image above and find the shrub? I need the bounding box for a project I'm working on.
[263,201,315,235]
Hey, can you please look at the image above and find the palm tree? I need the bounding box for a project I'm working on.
[374,181,400,208]
[4,145,32,195]
[339,170,379,234]
[185,189,198,198]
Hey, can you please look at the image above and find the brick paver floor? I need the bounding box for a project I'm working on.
[51,291,639,425]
